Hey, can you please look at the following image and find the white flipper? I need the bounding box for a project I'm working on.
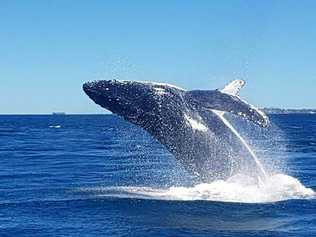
[221,79,245,97]
[213,80,246,116]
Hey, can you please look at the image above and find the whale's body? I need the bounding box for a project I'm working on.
[83,80,269,181]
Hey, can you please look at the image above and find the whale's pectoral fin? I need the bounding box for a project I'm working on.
[186,81,269,127]
[221,79,245,96]
[212,93,269,128]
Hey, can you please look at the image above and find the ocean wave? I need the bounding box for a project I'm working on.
[49,125,61,128]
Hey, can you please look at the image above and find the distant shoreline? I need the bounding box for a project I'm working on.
[262,108,316,114]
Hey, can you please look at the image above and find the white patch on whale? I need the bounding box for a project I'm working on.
[184,114,208,132]
[153,87,167,96]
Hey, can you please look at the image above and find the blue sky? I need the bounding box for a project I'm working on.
[1,1,316,114]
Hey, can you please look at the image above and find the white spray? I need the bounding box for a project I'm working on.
[217,80,268,183]
[214,111,268,183]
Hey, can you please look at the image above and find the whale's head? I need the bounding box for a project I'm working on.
[83,80,269,129]
[83,80,185,124]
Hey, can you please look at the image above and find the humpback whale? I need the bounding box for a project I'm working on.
[83,80,269,181]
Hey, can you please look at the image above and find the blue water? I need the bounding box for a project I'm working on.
[0,114,315,236]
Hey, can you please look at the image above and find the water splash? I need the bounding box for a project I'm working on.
[214,111,268,182]
[78,116,316,203]
[79,174,314,203]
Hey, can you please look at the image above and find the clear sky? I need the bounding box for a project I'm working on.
[1,1,316,114]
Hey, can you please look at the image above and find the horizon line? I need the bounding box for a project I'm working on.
[0,107,316,116]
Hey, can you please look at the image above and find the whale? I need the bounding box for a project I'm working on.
[83,79,269,181]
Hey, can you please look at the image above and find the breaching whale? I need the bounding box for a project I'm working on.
[83,80,269,181]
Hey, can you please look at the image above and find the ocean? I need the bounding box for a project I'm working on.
[0,114,315,236]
